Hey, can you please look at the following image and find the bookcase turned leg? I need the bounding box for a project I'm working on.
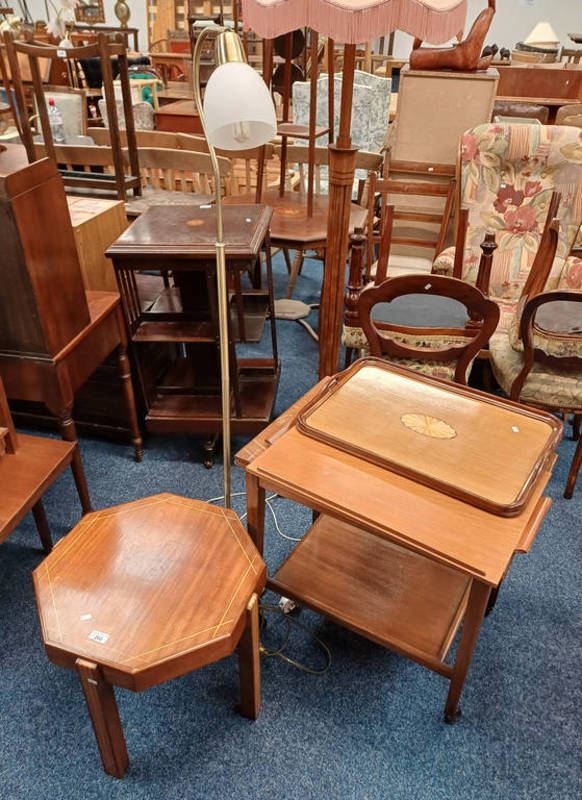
[116,307,143,463]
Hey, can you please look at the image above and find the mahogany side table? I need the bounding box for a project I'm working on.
[236,360,561,722]
[106,204,280,465]
[33,494,267,778]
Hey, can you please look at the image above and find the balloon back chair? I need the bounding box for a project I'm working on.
[357,272,500,385]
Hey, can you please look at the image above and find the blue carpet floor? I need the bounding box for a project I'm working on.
[1,254,580,800]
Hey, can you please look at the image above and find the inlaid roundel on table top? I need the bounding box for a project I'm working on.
[33,494,266,692]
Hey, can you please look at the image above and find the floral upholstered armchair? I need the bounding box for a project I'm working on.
[432,123,582,331]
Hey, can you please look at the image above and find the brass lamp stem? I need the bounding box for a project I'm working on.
[193,25,231,508]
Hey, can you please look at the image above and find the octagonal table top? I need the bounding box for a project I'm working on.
[33,494,266,691]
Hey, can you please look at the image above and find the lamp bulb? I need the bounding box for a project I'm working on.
[232,121,251,144]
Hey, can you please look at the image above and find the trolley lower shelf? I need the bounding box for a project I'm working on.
[269,514,471,666]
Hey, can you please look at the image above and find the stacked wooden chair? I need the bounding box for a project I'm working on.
[342,168,456,364]
[0,375,90,553]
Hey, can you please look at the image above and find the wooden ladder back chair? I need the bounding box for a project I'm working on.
[357,271,500,385]
[3,32,140,202]
[274,144,383,298]
[367,167,456,280]
[89,128,202,150]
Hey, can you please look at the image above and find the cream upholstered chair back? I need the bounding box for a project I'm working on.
[36,88,87,141]
[433,123,582,329]
[98,99,154,131]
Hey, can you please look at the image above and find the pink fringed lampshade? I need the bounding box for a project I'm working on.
[240,0,468,44]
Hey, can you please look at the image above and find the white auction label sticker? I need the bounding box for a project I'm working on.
[88,630,109,644]
[57,49,68,59]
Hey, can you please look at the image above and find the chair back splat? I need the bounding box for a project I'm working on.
[358,273,500,385]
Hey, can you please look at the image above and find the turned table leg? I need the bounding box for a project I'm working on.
[116,307,143,463]
[444,579,491,723]
[32,500,53,553]
[76,658,129,779]
[57,410,92,514]
[237,593,261,720]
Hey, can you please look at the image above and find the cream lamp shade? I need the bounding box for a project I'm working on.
[523,21,560,48]
[202,61,277,151]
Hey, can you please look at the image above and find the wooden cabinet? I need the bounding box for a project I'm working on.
[0,156,142,460]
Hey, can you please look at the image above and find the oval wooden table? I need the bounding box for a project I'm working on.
[33,494,267,778]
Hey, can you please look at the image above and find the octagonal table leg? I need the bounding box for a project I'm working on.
[237,593,261,721]
[76,658,129,778]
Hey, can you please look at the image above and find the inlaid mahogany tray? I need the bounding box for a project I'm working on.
[296,358,562,516]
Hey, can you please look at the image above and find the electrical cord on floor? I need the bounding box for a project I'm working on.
[205,492,302,541]
[259,603,332,676]
[205,493,330,674]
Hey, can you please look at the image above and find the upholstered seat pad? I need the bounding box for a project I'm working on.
[490,334,582,408]
[342,328,476,382]
[507,295,582,358]
[433,252,582,334]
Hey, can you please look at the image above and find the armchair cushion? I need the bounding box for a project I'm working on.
[432,246,455,276]
[342,328,477,382]
[490,334,582,407]
[558,255,582,290]
[507,256,582,355]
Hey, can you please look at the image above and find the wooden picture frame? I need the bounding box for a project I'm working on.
[75,0,106,25]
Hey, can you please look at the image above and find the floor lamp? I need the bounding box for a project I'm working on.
[192,27,277,508]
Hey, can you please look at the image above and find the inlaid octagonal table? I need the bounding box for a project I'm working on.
[33,494,266,778]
